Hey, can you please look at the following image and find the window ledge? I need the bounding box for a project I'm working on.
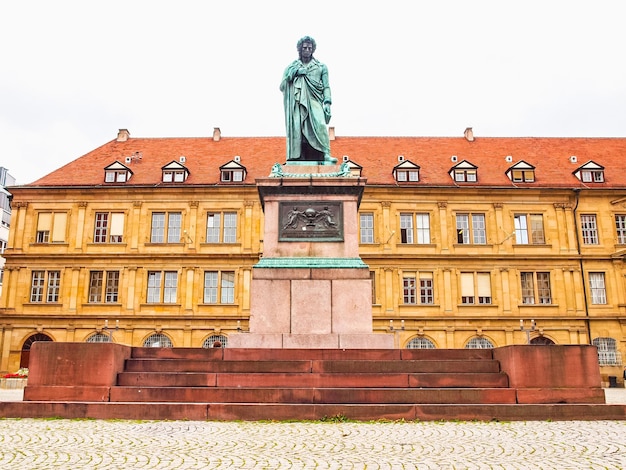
[519,303,559,308]
[83,302,123,307]
[87,243,127,247]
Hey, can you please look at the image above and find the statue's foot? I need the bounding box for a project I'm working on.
[323,154,338,164]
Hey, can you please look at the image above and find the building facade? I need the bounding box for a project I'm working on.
[0,167,15,300]
[1,129,625,382]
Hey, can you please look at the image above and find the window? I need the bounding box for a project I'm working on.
[419,273,434,304]
[453,169,477,182]
[403,272,434,305]
[206,212,238,243]
[163,170,187,183]
[221,169,245,182]
[580,214,599,244]
[150,212,182,243]
[511,169,535,182]
[520,272,551,304]
[143,333,173,348]
[86,333,112,343]
[615,215,626,244]
[460,272,491,304]
[203,271,235,304]
[0,239,7,254]
[105,170,130,183]
[36,212,67,243]
[94,212,125,243]
[30,270,61,303]
[88,271,120,303]
[456,214,486,244]
[406,337,436,349]
[581,169,604,183]
[359,213,374,244]
[202,334,229,348]
[589,272,607,304]
[514,214,545,244]
[465,337,495,349]
[400,213,430,244]
[592,337,621,366]
[395,169,419,182]
[147,271,178,303]
[402,275,416,304]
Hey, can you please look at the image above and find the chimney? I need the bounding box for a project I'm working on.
[464,127,474,142]
[116,129,130,142]
[328,126,335,141]
[212,127,221,142]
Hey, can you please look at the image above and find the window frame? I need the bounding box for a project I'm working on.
[150,212,182,244]
[146,270,178,304]
[400,212,430,244]
[456,213,486,245]
[589,272,607,305]
[580,214,599,245]
[520,271,552,305]
[36,211,68,244]
[615,215,626,245]
[203,270,236,304]
[30,270,61,303]
[94,212,125,243]
[514,214,545,245]
[460,272,492,305]
[206,211,238,244]
[454,169,477,182]
[359,213,374,244]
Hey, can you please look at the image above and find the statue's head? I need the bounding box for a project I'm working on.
[297,36,316,57]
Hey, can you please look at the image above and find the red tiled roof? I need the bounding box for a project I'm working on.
[26,135,626,189]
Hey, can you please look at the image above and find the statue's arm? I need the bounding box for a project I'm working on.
[321,64,332,105]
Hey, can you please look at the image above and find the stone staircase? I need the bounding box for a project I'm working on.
[111,347,513,408]
[3,343,624,421]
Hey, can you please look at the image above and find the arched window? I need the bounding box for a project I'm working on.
[86,332,112,343]
[20,333,53,368]
[143,333,173,348]
[530,336,555,345]
[465,337,495,349]
[405,337,436,349]
[202,334,228,348]
[592,337,621,365]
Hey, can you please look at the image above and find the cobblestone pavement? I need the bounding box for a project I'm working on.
[0,418,625,469]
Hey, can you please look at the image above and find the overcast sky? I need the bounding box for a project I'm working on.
[1,0,625,185]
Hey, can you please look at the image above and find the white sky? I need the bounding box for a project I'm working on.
[1,0,625,185]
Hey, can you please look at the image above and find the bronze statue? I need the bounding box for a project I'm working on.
[280,36,336,164]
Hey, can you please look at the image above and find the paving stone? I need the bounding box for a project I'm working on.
[0,419,625,468]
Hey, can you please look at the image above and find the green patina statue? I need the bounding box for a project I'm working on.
[280,36,337,164]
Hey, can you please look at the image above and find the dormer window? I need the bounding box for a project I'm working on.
[162,161,189,183]
[581,170,604,183]
[220,159,247,183]
[104,162,132,183]
[393,160,420,182]
[449,160,477,182]
[506,160,535,183]
[574,161,605,183]
[342,157,363,177]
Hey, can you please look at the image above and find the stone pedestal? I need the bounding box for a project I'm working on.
[229,164,393,349]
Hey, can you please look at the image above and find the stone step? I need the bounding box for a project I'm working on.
[4,401,624,421]
[109,386,517,404]
[117,371,508,389]
[123,359,501,374]
[130,347,493,361]
[123,359,313,373]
